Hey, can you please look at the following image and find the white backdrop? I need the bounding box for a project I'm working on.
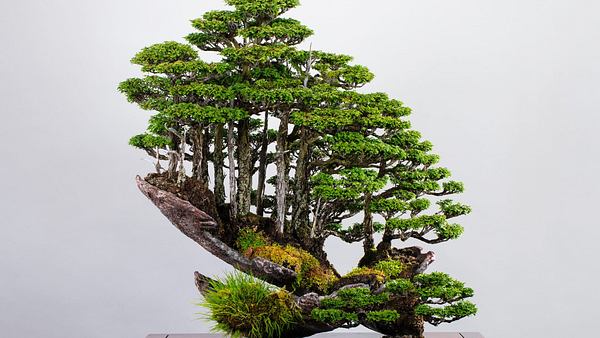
[1,1,599,337]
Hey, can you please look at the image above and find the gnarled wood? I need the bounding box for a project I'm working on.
[136,176,298,289]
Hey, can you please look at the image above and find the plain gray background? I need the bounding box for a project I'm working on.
[1,0,599,337]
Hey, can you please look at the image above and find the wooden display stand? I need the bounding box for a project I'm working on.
[147,334,484,338]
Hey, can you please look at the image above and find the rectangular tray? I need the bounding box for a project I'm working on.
[147,333,484,338]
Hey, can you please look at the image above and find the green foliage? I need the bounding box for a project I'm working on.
[366,310,400,323]
[442,181,465,194]
[386,215,446,232]
[415,301,477,324]
[319,287,389,310]
[310,308,358,324]
[239,18,313,45]
[311,169,388,201]
[437,199,472,218]
[131,41,197,69]
[236,228,269,252]
[385,278,415,295]
[129,133,172,149]
[225,0,300,17]
[413,272,474,303]
[373,260,405,279]
[165,103,249,124]
[436,223,465,240]
[200,272,301,338]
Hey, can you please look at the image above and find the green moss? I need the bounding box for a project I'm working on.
[366,309,400,323]
[236,227,269,252]
[311,308,358,324]
[199,272,301,338]
[252,244,337,292]
[373,260,405,279]
[344,267,386,282]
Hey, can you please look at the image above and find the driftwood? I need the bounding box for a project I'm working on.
[137,176,298,289]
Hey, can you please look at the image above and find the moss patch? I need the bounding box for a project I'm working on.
[252,244,337,292]
[236,227,269,252]
[344,267,386,282]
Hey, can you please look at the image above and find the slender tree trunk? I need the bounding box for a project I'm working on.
[276,113,289,234]
[227,121,237,217]
[362,193,374,254]
[177,128,188,186]
[167,132,179,181]
[236,118,251,216]
[292,127,311,241]
[191,126,204,184]
[154,146,162,173]
[202,128,210,186]
[256,111,269,216]
[213,124,226,206]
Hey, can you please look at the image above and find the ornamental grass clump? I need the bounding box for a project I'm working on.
[201,273,301,338]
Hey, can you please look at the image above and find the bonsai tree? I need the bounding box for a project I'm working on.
[119,0,477,337]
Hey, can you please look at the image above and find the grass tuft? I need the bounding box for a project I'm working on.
[199,272,301,338]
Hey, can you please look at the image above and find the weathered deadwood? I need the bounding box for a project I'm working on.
[194,271,215,296]
[136,176,298,289]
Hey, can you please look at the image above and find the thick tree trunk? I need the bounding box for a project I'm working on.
[237,118,251,216]
[256,111,269,216]
[276,113,289,233]
[292,127,311,241]
[227,121,237,217]
[213,124,226,206]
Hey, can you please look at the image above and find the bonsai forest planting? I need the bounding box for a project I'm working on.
[119,0,477,337]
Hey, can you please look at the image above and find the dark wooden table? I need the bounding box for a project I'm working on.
[147,334,483,338]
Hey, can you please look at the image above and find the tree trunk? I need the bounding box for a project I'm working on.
[167,132,179,181]
[213,124,226,206]
[256,111,269,216]
[236,118,251,216]
[177,128,188,186]
[276,113,289,233]
[362,193,375,254]
[201,126,210,185]
[191,126,204,184]
[227,121,237,217]
[292,127,311,241]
